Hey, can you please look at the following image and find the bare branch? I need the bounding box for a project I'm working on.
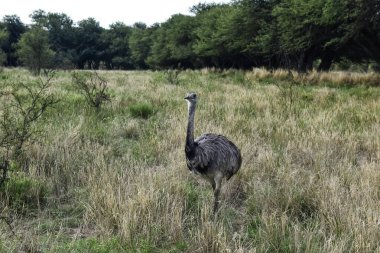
[0,75,59,160]
[71,71,111,111]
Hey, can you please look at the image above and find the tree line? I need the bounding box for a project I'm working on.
[0,0,379,73]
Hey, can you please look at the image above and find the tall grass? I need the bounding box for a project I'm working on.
[248,67,380,86]
[0,68,379,252]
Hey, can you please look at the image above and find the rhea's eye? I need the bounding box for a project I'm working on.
[193,94,197,98]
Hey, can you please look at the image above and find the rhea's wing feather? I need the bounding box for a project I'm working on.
[188,133,242,176]
[192,145,210,170]
[186,134,214,171]
[193,134,221,170]
[199,133,241,171]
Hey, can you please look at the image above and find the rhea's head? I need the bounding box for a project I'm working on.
[184,92,198,106]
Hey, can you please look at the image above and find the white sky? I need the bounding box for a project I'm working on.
[1,0,231,28]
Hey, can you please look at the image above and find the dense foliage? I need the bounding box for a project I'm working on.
[0,0,379,71]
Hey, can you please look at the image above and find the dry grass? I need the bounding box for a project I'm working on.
[248,67,380,86]
[0,68,379,252]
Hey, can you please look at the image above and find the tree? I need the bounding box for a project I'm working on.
[269,0,380,71]
[205,2,263,68]
[148,14,196,68]
[237,0,281,68]
[30,10,76,68]
[270,0,331,71]
[190,2,220,14]
[101,22,133,69]
[0,28,8,65]
[193,4,230,68]
[320,0,380,68]
[193,3,256,68]
[16,26,54,75]
[0,15,26,66]
[73,18,105,69]
[129,23,155,69]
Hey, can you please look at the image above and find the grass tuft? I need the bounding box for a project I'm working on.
[0,172,49,212]
[129,102,155,119]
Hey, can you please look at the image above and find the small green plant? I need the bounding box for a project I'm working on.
[1,172,49,211]
[183,181,200,213]
[129,102,154,119]
[172,241,188,252]
[71,71,111,111]
[57,237,124,253]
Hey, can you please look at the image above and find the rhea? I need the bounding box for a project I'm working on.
[184,92,242,215]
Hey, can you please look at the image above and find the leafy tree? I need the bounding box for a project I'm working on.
[16,26,54,75]
[74,18,105,69]
[0,15,26,66]
[207,2,265,68]
[30,10,76,68]
[193,4,230,68]
[272,0,328,71]
[190,2,220,14]
[240,0,285,68]
[101,22,132,69]
[320,0,380,67]
[0,28,8,65]
[192,3,257,68]
[270,0,380,71]
[148,14,196,68]
[129,23,155,69]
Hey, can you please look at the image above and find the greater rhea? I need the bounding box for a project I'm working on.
[184,92,242,215]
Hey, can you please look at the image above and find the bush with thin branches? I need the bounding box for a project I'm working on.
[0,72,58,175]
[71,71,111,111]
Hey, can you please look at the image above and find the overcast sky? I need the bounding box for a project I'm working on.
[1,0,231,28]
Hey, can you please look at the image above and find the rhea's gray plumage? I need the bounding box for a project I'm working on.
[184,92,242,215]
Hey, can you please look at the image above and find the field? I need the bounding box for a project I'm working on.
[0,68,379,252]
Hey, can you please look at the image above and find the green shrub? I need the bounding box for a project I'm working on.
[0,173,49,211]
[183,181,200,213]
[129,103,154,119]
[57,237,124,253]
[0,73,58,160]
[71,72,111,112]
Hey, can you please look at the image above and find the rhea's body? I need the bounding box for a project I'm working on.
[184,92,242,214]
[185,133,241,183]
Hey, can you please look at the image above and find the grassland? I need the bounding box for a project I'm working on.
[0,68,379,252]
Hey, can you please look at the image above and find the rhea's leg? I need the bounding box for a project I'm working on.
[213,176,222,215]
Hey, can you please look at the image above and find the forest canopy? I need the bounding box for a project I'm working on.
[0,0,379,71]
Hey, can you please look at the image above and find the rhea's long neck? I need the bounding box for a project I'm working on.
[186,101,196,147]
